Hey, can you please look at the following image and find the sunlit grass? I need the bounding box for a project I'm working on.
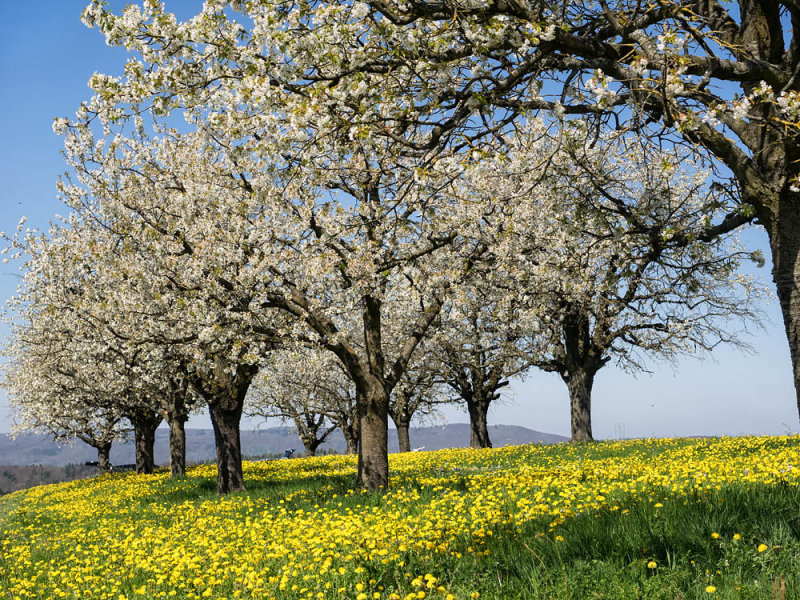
[1,436,799,599]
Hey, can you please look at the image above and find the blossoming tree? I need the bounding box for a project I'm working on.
[464,123,764,441]
[78,0,800,418]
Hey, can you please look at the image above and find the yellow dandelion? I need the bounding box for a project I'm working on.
[647,561,657,569]
[705,585,716,593]
[711,532,720,539]
[758,543,768,552]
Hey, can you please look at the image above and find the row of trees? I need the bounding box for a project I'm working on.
[0,1,776,492]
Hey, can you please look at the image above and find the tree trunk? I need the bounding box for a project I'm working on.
[343,423,359,455]
[130,410,162,474]
[395,421,411,453]
[208,400,246,494]
[565,366,596,442]
[358,381,389,490]
[96,442,112,473]
[301,435,320,456]
[164,389,190,477]
[355,388,366,485]
[197,361,258,494]
[466,393,492,449]
[167,413,187,477]
[766,189,800,418]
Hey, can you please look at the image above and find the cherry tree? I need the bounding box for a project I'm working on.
[247,347,341,457]
[57,0,767,485]
[463,122,764,441]
[1,215,207,475]
[3,366,127,474]
[58,3,502,489]
[58,128,279,492]
[78,0,800,419]
[388,355,449,453]
[428,300,530,449]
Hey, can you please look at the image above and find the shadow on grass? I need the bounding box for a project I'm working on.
[398,483,800,600]
[138,469,363,506]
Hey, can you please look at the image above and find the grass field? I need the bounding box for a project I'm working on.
[1,436,799,599]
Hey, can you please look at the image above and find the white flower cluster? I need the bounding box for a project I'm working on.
[52,117,69,135]
[584,70,619,108]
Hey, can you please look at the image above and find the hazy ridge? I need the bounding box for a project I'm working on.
[0,423,567,468]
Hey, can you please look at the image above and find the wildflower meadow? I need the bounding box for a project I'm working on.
[1,436,800,599]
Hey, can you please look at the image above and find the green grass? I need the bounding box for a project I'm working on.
[1,438,799,599]
[430,483,800,599]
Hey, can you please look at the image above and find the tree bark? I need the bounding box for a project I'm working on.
[466,393,492,449]
[301,436,320,456]
[395,421,411,453]
[164,388,190,477]
[358,380,389,490]
[390,387,417,453]
[167,412,188,477]
[96,442,112,473]
[343,421,359,455]
[564,366,596,442]
[208,399,246,494]
[130,409,162,474]
[766,188,800,418]
[197,361,258,494]
[355,388,366,486]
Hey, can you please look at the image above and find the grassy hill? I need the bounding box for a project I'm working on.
[1,436,799,599]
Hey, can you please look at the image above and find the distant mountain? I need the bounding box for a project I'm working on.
[0,424,568,468]
[0,464,98,496]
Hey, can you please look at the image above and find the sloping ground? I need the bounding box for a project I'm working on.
[0,424,568,467]
[1,436,798,599]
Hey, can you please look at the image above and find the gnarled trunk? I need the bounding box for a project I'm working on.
[395,421,411,453]
[167,413,188,477]
[96,441,112,473]
[164,389,190,477]
[209,400,245,494]
[466,392,492,449]
[300,435,321,457]
[766,187,800,418]
[198,361,258,494]
[358,380,389,490]
[130,409,162,474]
[343,419,360,455]
[294,412,335,457]
[390,387,417,453]
[564,366,597,442]
[356,389,366,486]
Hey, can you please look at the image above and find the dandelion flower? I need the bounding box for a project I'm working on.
[711,532,720,539]
[705,585,716,593]
[647,561,657,569]
[758,543,768,552]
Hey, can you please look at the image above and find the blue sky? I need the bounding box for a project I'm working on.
[0,1,797,439]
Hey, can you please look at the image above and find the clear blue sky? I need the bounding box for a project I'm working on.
[0,1,797,439]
